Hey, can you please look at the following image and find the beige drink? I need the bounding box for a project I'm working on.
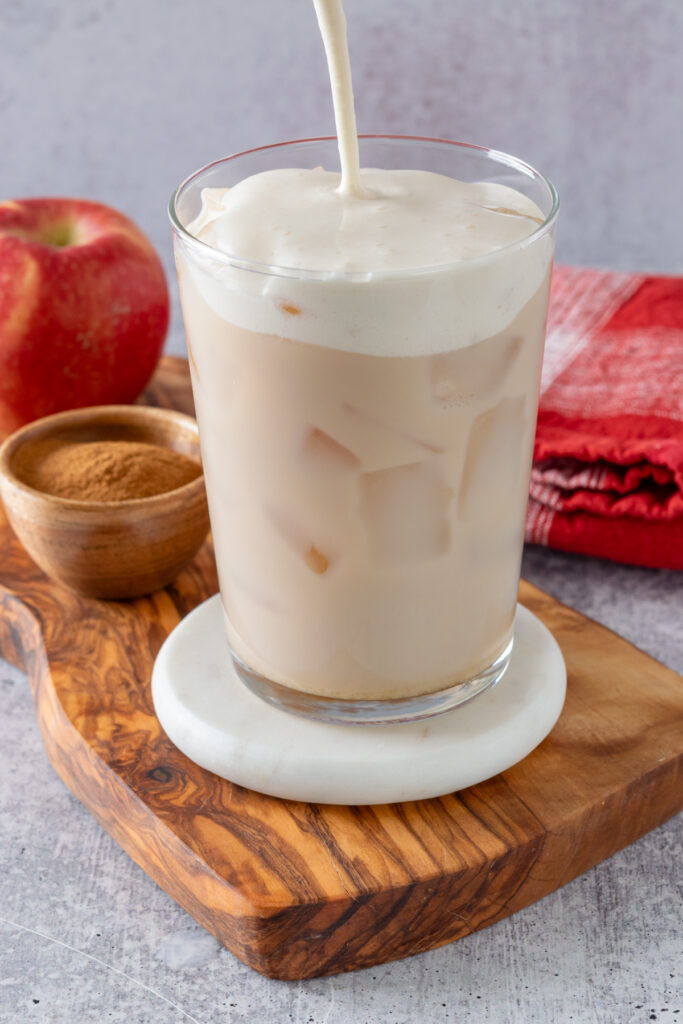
[177,246,549,700]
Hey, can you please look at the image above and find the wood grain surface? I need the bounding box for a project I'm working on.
[0,356,681,981]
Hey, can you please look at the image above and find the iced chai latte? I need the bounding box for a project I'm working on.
[170,4,558,722]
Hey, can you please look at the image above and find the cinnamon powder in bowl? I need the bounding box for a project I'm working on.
[0,405,210,599]
[18,438,201,502]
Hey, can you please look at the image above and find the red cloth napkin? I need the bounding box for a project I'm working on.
[525,265,683,570]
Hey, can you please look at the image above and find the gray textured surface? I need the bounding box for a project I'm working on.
[0,548,681,1023]
[1,1,682,1019]
[1,0,682,359]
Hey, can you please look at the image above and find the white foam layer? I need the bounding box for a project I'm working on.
[181,168,552,356]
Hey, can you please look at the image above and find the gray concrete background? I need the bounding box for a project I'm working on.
[1,1,682,1020]
[1,0,682,355]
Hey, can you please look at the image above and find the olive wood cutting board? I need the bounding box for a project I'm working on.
[0,356,681,980]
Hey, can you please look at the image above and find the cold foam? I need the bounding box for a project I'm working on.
[185,169,551,356]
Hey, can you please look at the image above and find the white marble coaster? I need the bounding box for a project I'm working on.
[152,597,566,805]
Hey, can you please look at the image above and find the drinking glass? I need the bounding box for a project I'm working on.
[170,136,558,724]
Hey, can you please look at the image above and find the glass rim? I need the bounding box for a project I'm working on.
[168,134,560,282]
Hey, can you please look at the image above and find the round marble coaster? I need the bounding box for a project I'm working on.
[152,597,566,805]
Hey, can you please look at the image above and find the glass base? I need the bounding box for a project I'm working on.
[231,637,514,726]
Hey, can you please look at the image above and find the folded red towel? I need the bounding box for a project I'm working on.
[525,266,683,570]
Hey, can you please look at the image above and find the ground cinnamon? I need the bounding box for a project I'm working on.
[20,438,201,501]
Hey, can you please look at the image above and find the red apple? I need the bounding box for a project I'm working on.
[0,197,170,435]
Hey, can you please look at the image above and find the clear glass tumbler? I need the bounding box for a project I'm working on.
[170,136,558,724]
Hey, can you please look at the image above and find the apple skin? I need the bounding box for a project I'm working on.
[0,197,170,435]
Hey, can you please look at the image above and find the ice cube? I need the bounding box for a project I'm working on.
[359,461,452,564]
[302,426,361,472]
[337,403,444,475]
[458,397,528,522]
[307,403,442,474]
[345,404,443,455]
[430,334,523,408]
[266,505,334,575]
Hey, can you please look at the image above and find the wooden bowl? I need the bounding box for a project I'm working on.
[0,405,210,599]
